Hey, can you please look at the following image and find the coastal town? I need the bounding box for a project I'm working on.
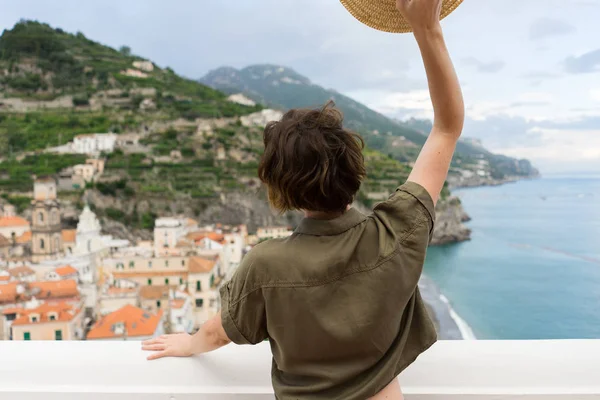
[0,177,292,341]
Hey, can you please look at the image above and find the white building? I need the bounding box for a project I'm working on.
[132,60,154,72]
[169,290,194,334]
[240,109,284,128]
[256,226,293,241]
[0,204,16,218]
[227,93,256,107]
[121,69,148,79]
[73,164,96,183]
[153,217,198,256]
[72,134,117,155]
[98,279,140,316]
[154,218,185,256]
[0,216,30,242]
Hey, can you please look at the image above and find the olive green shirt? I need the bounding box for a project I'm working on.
[220,182,437,399]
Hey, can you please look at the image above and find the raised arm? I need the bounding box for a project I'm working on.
[396,0,465,205]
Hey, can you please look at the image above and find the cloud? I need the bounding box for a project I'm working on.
[461,114,600,173]
[463,57,506,73]
[564,49,600,73]
[529,18,576,40]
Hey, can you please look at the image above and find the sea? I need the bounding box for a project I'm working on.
[423,176,600,340]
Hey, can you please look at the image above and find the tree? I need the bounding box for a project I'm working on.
[119,46,131,56]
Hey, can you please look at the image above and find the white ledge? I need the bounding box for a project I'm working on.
[2,340,600,399]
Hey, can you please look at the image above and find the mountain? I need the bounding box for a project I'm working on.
[201,64,429,151]
[201,64,539,179]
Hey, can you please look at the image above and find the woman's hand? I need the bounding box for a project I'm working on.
[396,0,443,31]
[142,333,195,360]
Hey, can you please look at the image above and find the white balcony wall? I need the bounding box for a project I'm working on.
[1,340,600,399]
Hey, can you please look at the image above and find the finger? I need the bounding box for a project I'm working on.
[147,351,168,361]
[142,344,167,351]
[142,338,163,346]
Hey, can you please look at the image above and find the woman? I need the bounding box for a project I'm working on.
[142,0,464,398]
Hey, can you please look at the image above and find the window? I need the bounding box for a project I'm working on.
[40,239,45,250]
[129,261,135,269]
[54,237,59,251]
[195,299,203,308]
[165,260,169,268]
[165,278,169,285]
[156,300,161,308]
[177,317,183,325]
[210,274,215,288]
[147,278,152,285]
[24,332,31,341]
[55,330,62,341]
[117,263,124,270]
[31,316,38,323]
[38,212,44,223]
[49,315,56,321]
[196,281,201,292]
[148,261,152,268]
[181,260,185,266]
[179,278,183,285]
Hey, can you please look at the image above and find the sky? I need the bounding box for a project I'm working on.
[1,0,600,174]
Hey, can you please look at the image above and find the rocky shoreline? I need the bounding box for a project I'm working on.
[448,174,539,190]
[430,196,471,246]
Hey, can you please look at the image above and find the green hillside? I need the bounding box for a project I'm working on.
[0,20,420,230]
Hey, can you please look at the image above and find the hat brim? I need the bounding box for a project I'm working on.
[340,0,464,33]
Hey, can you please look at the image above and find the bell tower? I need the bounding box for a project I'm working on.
[31,177,62,262]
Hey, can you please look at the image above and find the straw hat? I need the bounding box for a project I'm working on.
[340,0,464,33]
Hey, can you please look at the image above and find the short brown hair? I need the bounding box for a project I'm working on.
[258,102,366,213]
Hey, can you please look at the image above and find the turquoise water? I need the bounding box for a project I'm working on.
[424,177,600,339]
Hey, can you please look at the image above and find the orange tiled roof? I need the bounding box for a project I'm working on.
[0,283,18,304]
[29,280,79,300]
[87,304,163,339]
[139,285,173,300]
[12,302,81,326]
[15,231,32,244]
[8,266,35,278]
[61,229,77,243]
[188,256,217,274]
[0,275,10,282]
[0,216,29,227]
[2,306,24,315]
[186,231,224,243]
[55,265,78,277]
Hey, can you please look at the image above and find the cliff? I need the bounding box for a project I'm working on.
[431,196,471,246]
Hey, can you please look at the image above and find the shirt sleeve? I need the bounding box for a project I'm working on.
[372,181,436,243]
[219,251,268,345]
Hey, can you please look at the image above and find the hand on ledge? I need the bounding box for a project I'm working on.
[142,334,194,360]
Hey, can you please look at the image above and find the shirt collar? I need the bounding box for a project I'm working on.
[294,208,367,236]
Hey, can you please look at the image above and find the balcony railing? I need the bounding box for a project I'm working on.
[1,340,599,399]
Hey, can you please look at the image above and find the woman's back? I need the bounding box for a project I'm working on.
[220,183,437,399]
